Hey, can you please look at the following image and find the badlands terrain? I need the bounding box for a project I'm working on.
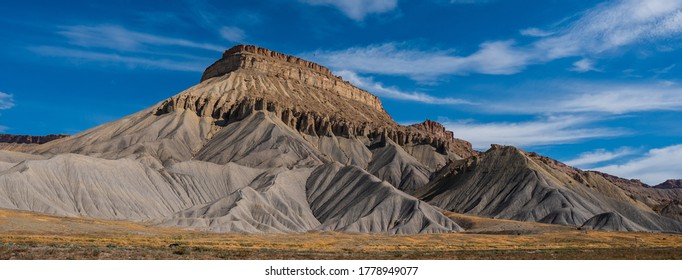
[1,45,681,259]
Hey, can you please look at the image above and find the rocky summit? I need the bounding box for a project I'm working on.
[0,45,680,234]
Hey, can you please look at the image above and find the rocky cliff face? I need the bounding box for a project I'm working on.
[201,45,384,112]
[410,120,455,140]
[0,134,69,145]
[158,45,474,159]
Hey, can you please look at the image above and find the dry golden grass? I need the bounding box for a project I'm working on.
[1,209,681,259]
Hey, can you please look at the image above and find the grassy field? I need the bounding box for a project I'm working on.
[1,209,680,260]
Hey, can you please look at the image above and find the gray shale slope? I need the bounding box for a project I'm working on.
[418,145,682,232]
[0,45,470,234]
[1,45,680,233]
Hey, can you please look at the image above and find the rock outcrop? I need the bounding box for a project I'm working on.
[410,120,455,140]
[655,179,682,189]
[171,45,473,159]
[0,134,68,144]
[201,45,384,111]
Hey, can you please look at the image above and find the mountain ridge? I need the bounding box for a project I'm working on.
[0,45,474,234]
[0,134,69,145]
[0,44,679,234]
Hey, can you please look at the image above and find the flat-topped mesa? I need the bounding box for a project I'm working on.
[200,44,384,112]
[155,45,476,158]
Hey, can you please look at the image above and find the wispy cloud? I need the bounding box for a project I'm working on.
[442,115,626,149]
[31,24,222,72]
[489,80,682,115]
[337,70,473,104]
[305,41,531,81]
[308,0,682,80]
[594,144,682,185]
[57,25,225,51]
[58,24,225,52]
[533,0,682,60]
[564,147,636,167]
[570,58,599,72]
[652,64,676,75]
[520,27,554,37]
[0,92,14,133]
[220,26,246,42]
[554,85,682,114]
[184,0,260,33]
[30,46,206,72]
[0,92,15,110]
[300,0,398,21]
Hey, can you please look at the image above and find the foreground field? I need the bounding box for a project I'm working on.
[0,209,680,260]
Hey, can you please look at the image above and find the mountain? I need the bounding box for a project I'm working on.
[655,179,682,189]
[0,45,470,234]
[0,134,69,153]
[417,145,682,232]
[0,44,680,234]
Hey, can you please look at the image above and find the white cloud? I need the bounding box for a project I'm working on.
[220,26,246,42]
[308,0,682,80]
[552,83,682,114]
[30,46,206,72]
[337,70,473,104]
[652,64,676,76]
[564,147,636,167]
[520,27,554,37]
[32,24,222,72]
[532,0,682,60]
[0,92,15,110]
[300,0,398,21]
[305,41,531,81]
[594,144,682,185]
[58,25,225,52]
[442,115,626,149]
[463,41,532,74]
[489,81,682,115]
[570,58,599,72]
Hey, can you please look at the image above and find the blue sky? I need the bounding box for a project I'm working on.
[1,0,681,184]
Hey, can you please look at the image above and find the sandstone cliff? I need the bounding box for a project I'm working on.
[185,45,473,159]
[410,120,454,140]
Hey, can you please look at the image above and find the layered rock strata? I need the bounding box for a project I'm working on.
[0,134,68,144]
[160,45,474,159]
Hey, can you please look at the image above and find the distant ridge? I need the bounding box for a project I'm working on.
[0,134,69,145]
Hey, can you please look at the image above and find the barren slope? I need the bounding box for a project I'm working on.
[419,145,682,232]
[1,44,678,235]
